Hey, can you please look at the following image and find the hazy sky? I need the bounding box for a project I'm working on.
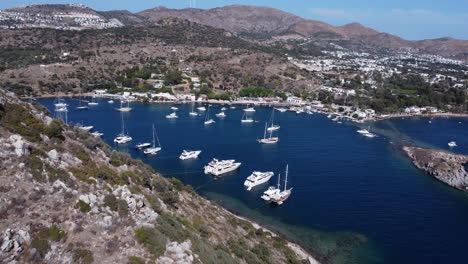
[2,0,467,40]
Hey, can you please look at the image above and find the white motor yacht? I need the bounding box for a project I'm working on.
[166,112,178,119]
[114,134,132,144]
[179,150,202,160]
[204,159,241,176]
[448,141,457,147]
[79,125,93,132]
[135,142,151,149]
[91,131,103,137]
[171,106,179,111]
[244,171,274,191]
[261,173,281,201]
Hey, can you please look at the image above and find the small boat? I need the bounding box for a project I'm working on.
[215,111,226,118]
[276,108,287,113]
[116,101,133,112]
[204,107,215,125]
[76,106,89,110]
[197,106,207,111]
[114,113,132,144]
[88,97,99,106]
[270,165,293,205]
[363,132,377,138]
[230,106,236,109]
[261,173,281,201]
[267,109,280,131]
[144,124,162,155]
[357,129,370,134]
[91,131,103,137]
[244,171,274,191]
[166,112,178,119]
[135,142,151,149]
[171,106,179,111]
[179,150,202,160]
[243,106,256,112]
[79,125,93,132]
[221,107,227,111]
[258,123,279,144]
[108,100,114,104]
[241,112,254,123]
[296,109,304,114]
[55,107,68,112]
[448,141,457,148]
[204,158,241,176]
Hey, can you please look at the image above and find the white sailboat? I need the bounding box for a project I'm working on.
[114,113,132,144]
[243,105,256,112]
[197,106,207,111]
[258,122,279,144]
[204,107,215,125]
[166,112,178,119]
[270,165,293,205]
[267,109,280,131]
[215,111,226,118]
[54,95,68,108]
[88,97,99,106]
[76,93,89,110]
[116,100,133,112]
[171,106,179,111]
[144,124,162,155]
[189,105,198,116]
[241,112,254,123]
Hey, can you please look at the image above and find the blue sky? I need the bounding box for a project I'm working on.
[2,0,468,40]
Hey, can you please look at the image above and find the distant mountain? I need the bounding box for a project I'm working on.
[138,5,468,59]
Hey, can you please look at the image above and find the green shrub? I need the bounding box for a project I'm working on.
[30,239,49,258]
[77,200,91,213]
[144,194,162,213]
[252,243,271,263]
[0,103,45,142]
[72,248,94,264]
[117,199,129,217]
[23,156,45,182]
[134,226,167,255]
[169,177,184,191]
[155,214,188,242]
[128,256,145,264]
[38,225,66,242]
[44,119,63,139]
[103,194,118,211]
[191,238,237,264]
[109,151,128,167]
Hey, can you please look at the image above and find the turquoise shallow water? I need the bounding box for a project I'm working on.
[39,98,468,263]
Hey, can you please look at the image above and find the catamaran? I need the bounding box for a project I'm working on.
[166,112,178,119]
[270,165,293,205]
[144,123,162,155]
[88,97,99,106]
[116,101,133,112]
[267,109,280,131]
[204,159,241,176]
[258,122,279,144]
[261,173,281,201]
[114,113,132,144]
[204,107,215,125]
[244,171,274,191]
[179,150,202,160]
[241,112,254,123]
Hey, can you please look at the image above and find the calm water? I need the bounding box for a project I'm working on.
[39,98,468,264]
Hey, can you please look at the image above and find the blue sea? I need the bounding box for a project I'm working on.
[38,97,468,264]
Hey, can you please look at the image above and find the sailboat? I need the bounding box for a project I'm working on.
[261,173,281,201]
[76,93,89,110]
[271,165,292,205]
[114,113,132,144]
[88,97,99,106]
[116,100,133,112]
[243,105,256,112]
[215,111,226,118]
[189,105,198,116]
[258,122,279,144]
[267,109,280,131]
[204,107,215,125]
[144,124,162,155]
[241,112,254,123]
[54,95,67,108]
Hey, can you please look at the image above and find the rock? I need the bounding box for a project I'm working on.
[157,241,194,264]
[53,180,72,193]
[9,135,29,157]
[99,216,113,228]
[47,149,59,161]
[17,230,31,245]
[79,194,97,207]
[1,239,13,253]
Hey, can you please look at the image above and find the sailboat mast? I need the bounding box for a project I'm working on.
[263,123,267,139]
[121,113,125,135]
[152,124,155,147]
[284,164,288,191]
[277,173,281,189]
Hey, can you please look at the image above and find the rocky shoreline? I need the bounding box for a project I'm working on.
[403,146,468,191]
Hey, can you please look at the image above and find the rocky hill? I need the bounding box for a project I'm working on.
[0,88,318,263]
[404,146,468,191]
[138,5,468,59]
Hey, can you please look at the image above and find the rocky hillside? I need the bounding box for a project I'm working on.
[404,146,468,191]
[0,88,315,263]
[138,5,468,59]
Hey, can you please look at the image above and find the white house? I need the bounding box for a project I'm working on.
[287,96,302,105]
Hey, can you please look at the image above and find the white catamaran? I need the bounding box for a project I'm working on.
[144,123,162,155]
[258,122,279,144]
[270,165,293,205]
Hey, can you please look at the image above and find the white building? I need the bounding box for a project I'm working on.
[286,96,302,105]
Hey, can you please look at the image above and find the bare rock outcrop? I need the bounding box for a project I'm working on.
[404,146,468,190]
